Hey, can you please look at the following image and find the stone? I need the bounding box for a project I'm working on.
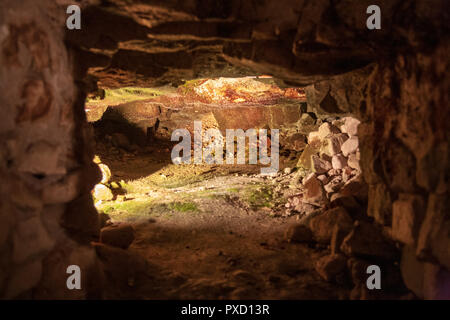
[321,133,348,156]
[423,263,450,300]
[43,170,82,204]
[283,167,292,174]
[324,175,344,194]
[384,141,416,193]
[308,207,353,243]
[17,142,66,175]
[329,194,363,219]
[283,133,307,151]
[298,113,315,126]
[12,217,55,264]
[32,244,102,300]
[340,117,360,136]
[347,152,360,171]
[401,244,450,300]
[415,142,448,192]
[339,174,368,201]
[332,154,347,170]
[98,163,111,184]
[341,136,359,157]
[315,254,347,282]
[296,141,320,170]
[416,194,450,269]
[294,201,318,215]
[93,184,113,201]
[307,131,320,144]
[392,194,425,245]
[367,183,392,225]
[341,221,399,261]
[302,172,316,185]
[110,182,120,189]
[0,203,13,248]
[63,194,101,239]
[285,224,314,243]
[348,257,403,293]
[331,224,350,254]
[311,155,331,174]
[318,122,340,139]
[400,245,424,298]
[302,174,328,207]
[327,168,341,177]
[100,223,135,249]
[316,174,329,185]
[341,166,353,182]
[5,260,42,299]
[347,258,371,286]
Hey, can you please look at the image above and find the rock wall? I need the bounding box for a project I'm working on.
[304,42,450,299]
[363,44,449,299]
[0,0,102,299]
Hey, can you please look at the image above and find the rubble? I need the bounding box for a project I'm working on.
[287,117,364,219]
[341,136,359,157]
[302,174,328,207]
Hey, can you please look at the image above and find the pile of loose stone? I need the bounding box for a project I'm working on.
[285,117,363,216]
[284,117,409,299]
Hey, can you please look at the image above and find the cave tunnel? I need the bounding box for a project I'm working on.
[0,0,449,301]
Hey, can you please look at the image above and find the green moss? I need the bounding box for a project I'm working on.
[86,87,166,106]
[227,187,241,193]
[244,185,274,209]
[99,198,199,222]
[167,201,199,213]
[101,198,155,218]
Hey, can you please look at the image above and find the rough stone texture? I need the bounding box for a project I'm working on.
[93,184,114,201]
[311,155,331,174]
[308,207,353,244]
[341,136,359,157]
[340,117,361,136]
[401,245,450,300]
[332,154,347,170]
[302,174,328,207]
[416,194,450,270]
[341,222,399,261]
[314,254,347,282]
[321,134,348,157]
[100,224,135,249]
[0,0,101,298]
[392,194,425,246]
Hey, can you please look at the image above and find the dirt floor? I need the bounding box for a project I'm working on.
[93,138,351,300]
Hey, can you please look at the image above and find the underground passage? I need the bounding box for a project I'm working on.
[0,0,449,301]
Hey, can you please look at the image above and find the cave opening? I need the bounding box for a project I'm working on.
[1,0,448,301]
[85,75,372,299]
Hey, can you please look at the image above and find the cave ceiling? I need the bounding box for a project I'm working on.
[65,0,449,89]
